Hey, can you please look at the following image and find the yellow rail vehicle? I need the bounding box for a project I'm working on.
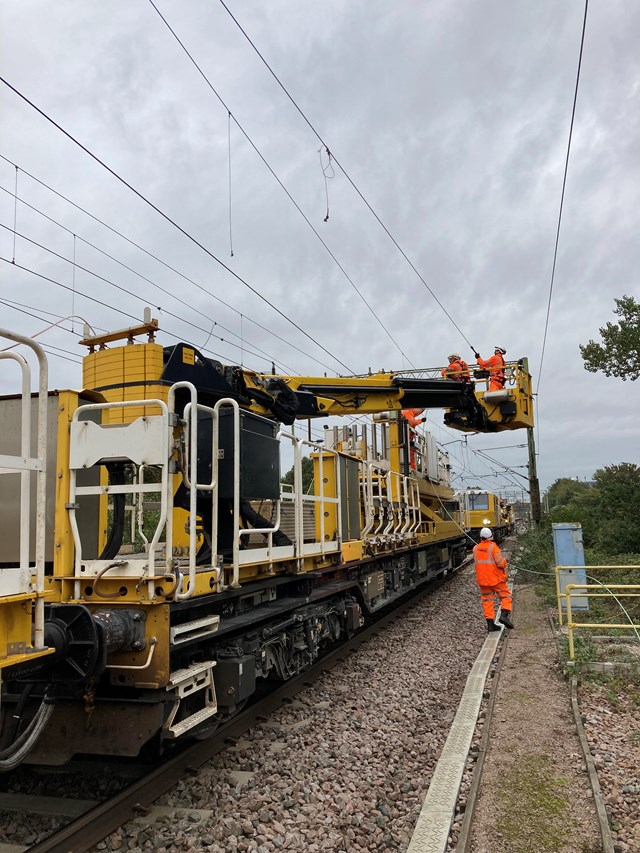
[0,321,532,767]
[458,489,514,544]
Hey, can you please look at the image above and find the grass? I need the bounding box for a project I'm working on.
[495,753,574,853]
[578,671,640,709]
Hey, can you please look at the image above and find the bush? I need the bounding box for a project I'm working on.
[511,525,555,584]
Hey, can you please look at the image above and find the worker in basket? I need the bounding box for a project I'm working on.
[441,353,471,382]
[474,346,506,390]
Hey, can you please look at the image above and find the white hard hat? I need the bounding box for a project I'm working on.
[494,346,506,354]
[448,353,461,360]
[480,527,493,539]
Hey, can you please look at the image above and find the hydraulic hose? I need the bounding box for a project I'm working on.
[99,463,126,560]
[0,696,54,772]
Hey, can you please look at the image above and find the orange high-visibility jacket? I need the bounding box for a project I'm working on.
[441,359,471,381]
[476,353,505,386]
[472,539,508,586]
[402,408,425,428]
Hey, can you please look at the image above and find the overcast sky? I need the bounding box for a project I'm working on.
[1,0,638,496]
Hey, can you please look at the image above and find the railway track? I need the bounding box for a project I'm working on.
[4,562,473,853]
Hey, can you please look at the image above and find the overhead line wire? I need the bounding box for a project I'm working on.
[146,0,411,367]
[0,299,86,356]
[474,449,530,486]
[0,223,283,367]
[0,296,107,333]
[0,154,333,373]
[0,184,297,374]
[216,0,474,351]
[537,0,589,394]
[0,256,279,370]
[0,77,354,374]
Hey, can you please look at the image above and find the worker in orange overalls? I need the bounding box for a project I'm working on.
[441,353,471,382]
[473,527,514,632]
[474,346,506,390]
[401,408,425,471]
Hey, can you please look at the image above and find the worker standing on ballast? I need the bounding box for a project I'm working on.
[473,527,514,633]
[441,353,471,382]
[473,346,507,390]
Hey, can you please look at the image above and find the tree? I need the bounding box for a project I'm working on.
[281,456,315,493]
[545,477,591,511]
[579,295,640,380]
[550,463,640,555]
[591,463,640,554]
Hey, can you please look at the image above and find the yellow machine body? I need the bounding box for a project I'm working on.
[0,320,532,765]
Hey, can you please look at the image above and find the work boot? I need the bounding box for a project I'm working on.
[486,618,501,633]
[499,610,514,629]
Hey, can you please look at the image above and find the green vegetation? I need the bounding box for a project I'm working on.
[515,463,640,665]
[281,455,315,493]
[580,294,640,381]
[545,463,640,554]
[580,672,640,709]
[495,754,574,852]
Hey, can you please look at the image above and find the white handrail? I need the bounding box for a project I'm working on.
[69,398,169,602]
[212,398,240,588]
[278,433,341,566]
[360,462,376,538]
[0,329,48,649]
[0,352,31,589]
[300,439,340,554]
[168,384,198,600]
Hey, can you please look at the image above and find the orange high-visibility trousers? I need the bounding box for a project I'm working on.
[479,581,512,619]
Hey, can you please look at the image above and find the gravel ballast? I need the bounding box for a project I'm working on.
[5,555,634,853]
[97,566,489,852]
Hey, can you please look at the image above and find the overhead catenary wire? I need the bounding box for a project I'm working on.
[0,257,281,372]
[227,109,234,258]
[0,76,354,375]
[1,311,96,352]
[144,0,413,367]
[0,223,290,368]
[0,302,84,363]
[0,184,299,374]
[3,215,486,462]
[215,0,475,353]
[0,295,106,332]
[537,0,589,394]
[0,154,346,376]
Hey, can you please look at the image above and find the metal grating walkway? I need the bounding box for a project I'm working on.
[406,629,503,852]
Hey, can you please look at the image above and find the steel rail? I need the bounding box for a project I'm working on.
[28,560,471,853]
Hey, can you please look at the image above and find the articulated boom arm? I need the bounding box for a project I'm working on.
[80,321,533,433]
[245,357,534,432]
[244,371,474,418]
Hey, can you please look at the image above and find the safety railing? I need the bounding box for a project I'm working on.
[278,434,341,570]
[555,565,640,625]
[471,365,517,392]
[0,329,48,649]
[177,387,230,595]
[554,564,640,660]
[68,398,171,602]
[565,583,640,660]
[359,461,421,551]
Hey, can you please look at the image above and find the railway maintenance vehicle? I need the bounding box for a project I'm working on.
[0,316,533,768]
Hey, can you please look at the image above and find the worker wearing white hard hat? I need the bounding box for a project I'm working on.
[440,353,470,382]
[473,346,507,390]
[473,528,514,632]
